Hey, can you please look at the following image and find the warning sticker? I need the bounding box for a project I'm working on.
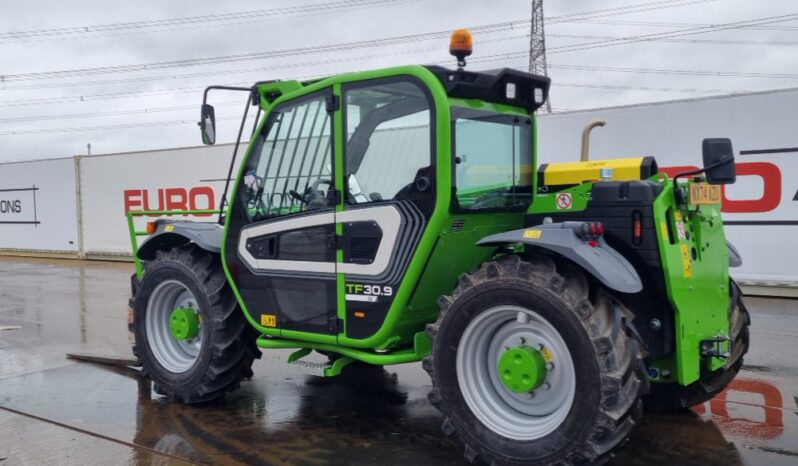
[260,314,277,327]
[679,244,692,278]
[523,229,542,239]
[659,222,670,242]
[541,346,554,362]
[556,193,572,210]
[676,221,686,240]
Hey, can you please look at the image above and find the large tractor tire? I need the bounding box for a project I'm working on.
[132,245,260,403]
[643,280,750,412]
[423,255,648,466]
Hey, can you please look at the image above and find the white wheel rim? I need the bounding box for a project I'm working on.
[456,305,577,441]
[145,280,202,374]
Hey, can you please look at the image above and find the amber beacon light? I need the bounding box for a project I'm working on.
[449,28,473,70]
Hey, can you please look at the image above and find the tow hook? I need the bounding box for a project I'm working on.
[700,334,731,359]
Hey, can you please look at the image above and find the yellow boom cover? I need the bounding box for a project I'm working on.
[539,156,657,186]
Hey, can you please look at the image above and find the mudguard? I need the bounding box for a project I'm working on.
[478,222,643,294]
[137,221,222,260]
[727,241,742,268]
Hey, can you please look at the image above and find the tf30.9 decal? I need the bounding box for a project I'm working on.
[345,283,393,302]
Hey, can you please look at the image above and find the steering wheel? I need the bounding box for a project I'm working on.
[288,179,334,209]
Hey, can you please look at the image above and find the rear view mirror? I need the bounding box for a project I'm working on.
[702,138,736,185]
[200,104,216,145]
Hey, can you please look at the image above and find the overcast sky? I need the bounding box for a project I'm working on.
[1,0,797,162]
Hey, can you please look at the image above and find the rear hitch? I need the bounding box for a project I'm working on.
[700,334,731,359]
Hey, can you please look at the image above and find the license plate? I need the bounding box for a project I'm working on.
[689,182,722,205]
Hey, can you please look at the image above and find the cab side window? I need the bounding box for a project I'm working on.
[343,80,433,205]
[241,94,333,221]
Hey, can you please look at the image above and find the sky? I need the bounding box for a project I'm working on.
[1,0,797,162]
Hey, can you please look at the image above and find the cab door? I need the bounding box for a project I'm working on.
[338,77,436,340]
[224,88,341,335]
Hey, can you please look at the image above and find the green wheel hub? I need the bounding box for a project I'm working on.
[498,345,547,393]
[169,307,199,341]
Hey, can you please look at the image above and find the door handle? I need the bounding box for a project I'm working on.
[246,235,277,259]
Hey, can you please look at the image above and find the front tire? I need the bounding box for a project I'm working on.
[424,255,647,465]
[133,246,260,403]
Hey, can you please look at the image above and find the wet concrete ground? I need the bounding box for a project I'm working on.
[0,257,797,466]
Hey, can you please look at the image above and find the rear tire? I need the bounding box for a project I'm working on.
[643,280,750,412]
[132,245,260,403]
[424,255,648,465]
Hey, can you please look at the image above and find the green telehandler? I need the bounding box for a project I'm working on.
[127,29,749,465]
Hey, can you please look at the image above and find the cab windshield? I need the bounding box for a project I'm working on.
[452,107,533,211]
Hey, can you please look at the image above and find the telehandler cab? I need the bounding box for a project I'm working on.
[127,29,749,465]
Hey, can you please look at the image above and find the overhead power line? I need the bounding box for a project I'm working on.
[2,53,754,134]
[0,116,240,136]
[548,63,798,79]
[567,18,798,31]
[0,49,531,108]
[0,101,242,124]
[557,81,737,94]
[550,32,798,47]
[0,0,717,83]
[0,0,416,43]
[0,0,714,44]
[549,12,798,54]
[0,21,528,82]
[0,33,529,91]
[545,0,720,24]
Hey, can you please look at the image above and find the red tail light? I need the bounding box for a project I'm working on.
[578,222,605,241]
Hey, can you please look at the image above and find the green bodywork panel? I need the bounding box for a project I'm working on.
[649,175,730,384]
[527,174,730,386]
[402,212,525,336]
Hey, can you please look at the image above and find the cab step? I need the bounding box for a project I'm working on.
[286,348,355,377]
[287,359,332,373]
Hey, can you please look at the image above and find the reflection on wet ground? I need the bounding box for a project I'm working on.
[0,257,797,465]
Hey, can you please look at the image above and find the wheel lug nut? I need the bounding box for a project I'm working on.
[546,362,555,370]
[542,382,551,390]
[528,391,535,399]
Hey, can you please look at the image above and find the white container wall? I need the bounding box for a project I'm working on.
[80,144,241,256]
[0,157,80,254]
[0,88,796,292]
[538,88,798,287]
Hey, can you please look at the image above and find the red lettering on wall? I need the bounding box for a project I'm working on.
[123,186,216,217]
[123,190,142,214]
[189,186,215,217]
[164,188,187,211]
[721,162,781,213]
[660,162,783,214]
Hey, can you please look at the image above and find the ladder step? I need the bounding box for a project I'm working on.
[287,359,332,373]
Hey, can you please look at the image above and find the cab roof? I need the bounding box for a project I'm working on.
[253,65,551,112]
